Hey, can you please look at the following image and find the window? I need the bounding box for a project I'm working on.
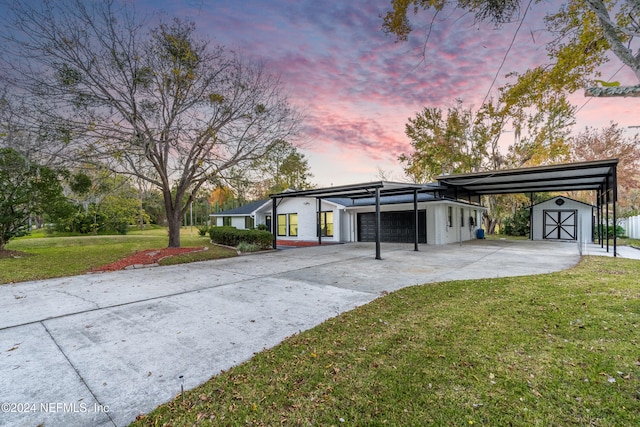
[448,206,453,227]
[277,214,287,236]
[473,210,478,227]
[288,213,298,236]
[245,216,255,230]
[223,216,232,227]
[460,208,465,227]
[318,211,334,237]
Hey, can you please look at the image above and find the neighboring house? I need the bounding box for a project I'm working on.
[210,199,271,230]
[530,196,594,243]
[211,183,486,245]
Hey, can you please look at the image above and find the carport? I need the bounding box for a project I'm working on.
[436,159,619,256]
[270,159,618,259]
[270,182,444,259]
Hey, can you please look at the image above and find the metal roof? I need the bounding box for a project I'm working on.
[270,181,443,200]
[436,159,618,197]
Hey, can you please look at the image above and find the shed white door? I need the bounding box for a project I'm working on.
[543,210,577,240]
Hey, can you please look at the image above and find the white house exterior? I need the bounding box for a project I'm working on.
[211,190,486,245]
[531,196,594,243]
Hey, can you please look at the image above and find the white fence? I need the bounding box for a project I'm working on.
[620,215,640,239]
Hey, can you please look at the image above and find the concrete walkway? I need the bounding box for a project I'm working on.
[0,239,628,426]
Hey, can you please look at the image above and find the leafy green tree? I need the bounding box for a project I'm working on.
[0,148,68,249]
[382,1,640,85]
[1,2,301,247]
[247,140,314,198]
[568,123,640,213]
[100,194,146,234]
[399,100,491,183]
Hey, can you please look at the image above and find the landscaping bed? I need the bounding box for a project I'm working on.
[91,247,205,271]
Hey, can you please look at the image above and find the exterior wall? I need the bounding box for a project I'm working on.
[213,197,486,245]
[257,197,344,242]
[344,200,485,245]
[430,202,483,245]
[531,197,593,242]
[212,215,249,229]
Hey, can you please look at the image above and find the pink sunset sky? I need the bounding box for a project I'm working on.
[148,0,638,187]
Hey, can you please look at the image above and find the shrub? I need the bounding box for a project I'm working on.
[209,226,273,249]
[502,208,529,237]
[237,242,260,253]
[595,225,625,239]
[198,225,210,237]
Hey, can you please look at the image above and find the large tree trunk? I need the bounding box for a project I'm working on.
[164,191,182,248]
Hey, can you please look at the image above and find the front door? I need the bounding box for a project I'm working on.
[543,210,577,240]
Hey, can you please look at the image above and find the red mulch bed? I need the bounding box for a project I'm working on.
[92,247,205,272]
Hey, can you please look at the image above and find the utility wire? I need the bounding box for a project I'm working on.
[480,0,534,107]
[575,64,625,114]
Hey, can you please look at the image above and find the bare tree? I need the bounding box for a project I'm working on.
[0,0,302,247]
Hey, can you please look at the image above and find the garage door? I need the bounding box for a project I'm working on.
[357,210,426,243]
[543,210,577,240]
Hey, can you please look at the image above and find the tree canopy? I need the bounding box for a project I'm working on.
[0,0,302,247]
[383,0,640,85]
[0,148,68,249]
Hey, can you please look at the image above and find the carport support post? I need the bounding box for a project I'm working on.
[375,187,381,260]
[606,179,610,253]
[413,189,419,251]
[597,188,602,246]
[317,198,322,246]
[613,166,617,257]
[529,193,534,240]
[272,197,278,249]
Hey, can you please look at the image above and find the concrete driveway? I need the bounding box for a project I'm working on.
[0,240,584,426]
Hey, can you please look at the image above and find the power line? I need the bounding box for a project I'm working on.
[575,64,625,114]
[480,0,534,107]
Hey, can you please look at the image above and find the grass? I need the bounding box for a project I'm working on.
[0,227,237,284]
[131,255,640,427]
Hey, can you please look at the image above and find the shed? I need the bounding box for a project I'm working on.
[531,196,594,243]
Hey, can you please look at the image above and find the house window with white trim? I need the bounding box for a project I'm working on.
[223,216,232,227]
[245,216,254,229]
[448,206,453,228]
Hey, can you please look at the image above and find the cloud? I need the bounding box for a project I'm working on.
[142,0,639,186]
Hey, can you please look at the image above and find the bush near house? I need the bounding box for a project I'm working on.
[595,225,625,239]
[209,226,272,249]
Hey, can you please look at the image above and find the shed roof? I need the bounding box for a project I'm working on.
[531,196,595,209]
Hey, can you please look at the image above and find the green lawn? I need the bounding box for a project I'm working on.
[0,227,236,284]
[131,255,640,426]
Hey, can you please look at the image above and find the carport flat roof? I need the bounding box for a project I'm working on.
[270,181,443,199]
[436,159,618,196]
